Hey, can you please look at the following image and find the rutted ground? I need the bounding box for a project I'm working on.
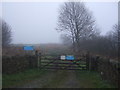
[5,69,114,88]
[15,70,81,88]
[54,70,81,88]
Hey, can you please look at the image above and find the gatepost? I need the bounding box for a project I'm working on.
[86,51,90,70]
[35,50,41,70]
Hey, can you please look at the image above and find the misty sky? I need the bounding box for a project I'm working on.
[1,2,118,44]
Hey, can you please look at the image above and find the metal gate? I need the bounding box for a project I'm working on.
[38,55,87,70]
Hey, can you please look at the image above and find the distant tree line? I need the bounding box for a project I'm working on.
[57,2,119,59]
[77,24,119,58]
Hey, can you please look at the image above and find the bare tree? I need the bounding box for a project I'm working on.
[106,24,120,58]
[56,2,96,53]
[2,20,12,47]
[0,18,2,48]
[118,23,120,59]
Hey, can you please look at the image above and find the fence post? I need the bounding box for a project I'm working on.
[39,53,41,69]
[95,56,99,71]
[86,51,90,70]
[35,50,40,70]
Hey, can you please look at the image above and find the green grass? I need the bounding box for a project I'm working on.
[76,71,116,88]
[2,68,48,88]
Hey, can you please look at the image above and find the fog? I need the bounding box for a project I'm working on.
[1,2,118,44]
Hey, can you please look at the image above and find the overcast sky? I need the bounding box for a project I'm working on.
[1,2,118,44]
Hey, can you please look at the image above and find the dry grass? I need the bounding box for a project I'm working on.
[3,46,24,56]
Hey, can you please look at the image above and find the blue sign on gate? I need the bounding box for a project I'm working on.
[66,55,74,60]
[23,46,34,51]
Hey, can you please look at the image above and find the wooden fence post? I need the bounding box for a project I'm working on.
[35,50,40,70]
[37,52,42,70]
[86,51,90,70]
[95,56,99,71]
[38,56,40,70]
[39,53,41,69]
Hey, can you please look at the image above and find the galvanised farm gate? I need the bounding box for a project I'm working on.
[38,55,87,70]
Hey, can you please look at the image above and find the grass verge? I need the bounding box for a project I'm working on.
[2,68,47,88]
[75,71,116,88]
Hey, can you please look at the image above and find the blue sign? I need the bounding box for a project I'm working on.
[66,55,74,60]
[23,46,34,50]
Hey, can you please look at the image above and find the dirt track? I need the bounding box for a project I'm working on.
[56,70,81,88]
[16,70,81,88]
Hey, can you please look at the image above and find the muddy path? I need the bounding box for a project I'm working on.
[54,70,81,88]
[15,70,81,88]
